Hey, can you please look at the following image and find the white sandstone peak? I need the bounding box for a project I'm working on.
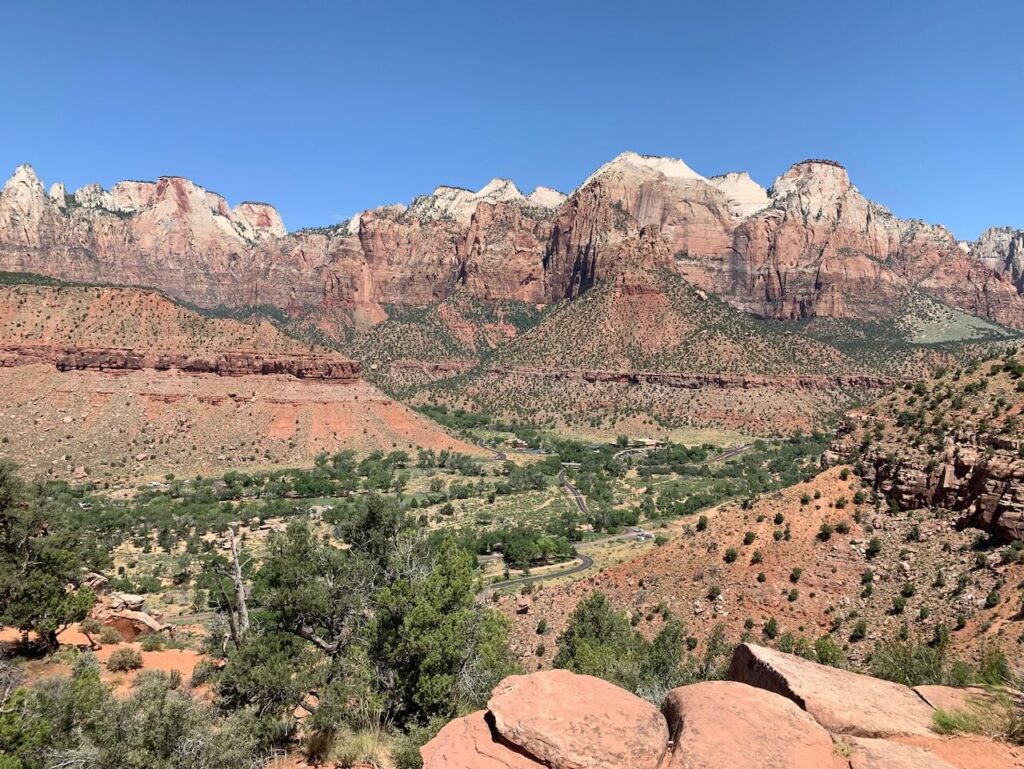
[4,164,44,193]
[580,151,706,189]
[49,183,68,208]
[708,172,770,218]
[413,178,528,223]
[527,186,567,208]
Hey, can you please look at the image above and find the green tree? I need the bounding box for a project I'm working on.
[0,462,97,651]
[369,538,516,723]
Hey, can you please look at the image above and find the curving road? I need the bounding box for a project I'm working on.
[480,551,595,595]
[558,470,590,515]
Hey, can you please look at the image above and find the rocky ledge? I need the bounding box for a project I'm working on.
[484,367,898,390]
[827,430,1024,541]
[422,643,1022,769]
[0,344,361,381]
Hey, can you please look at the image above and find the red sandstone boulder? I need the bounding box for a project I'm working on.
[728,643,936,737]
[662,680,837,769]
[487,669,668,769]
[913,684,1004,714]
[421,710,544,769]
[847,737,955,769]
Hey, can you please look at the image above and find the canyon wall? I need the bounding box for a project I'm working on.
[1,152,1021,329]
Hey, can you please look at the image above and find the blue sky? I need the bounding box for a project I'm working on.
[3,1,1021,238]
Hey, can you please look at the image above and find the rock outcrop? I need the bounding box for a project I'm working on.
[422,645,1021,769]
[487,669,668,769]
[661,680,836,769]
[858,435,1024,542]
[727,643,937,737]
[3,153,1019,334]
[974,227,1024,294]
[0,344,361,381]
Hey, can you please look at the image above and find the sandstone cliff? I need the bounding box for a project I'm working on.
[828,349,1024,541]
[1,152,1020,334]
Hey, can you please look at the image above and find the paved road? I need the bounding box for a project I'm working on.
[558,470,590,515]
[477,442,508,461]
[480,551,596,595]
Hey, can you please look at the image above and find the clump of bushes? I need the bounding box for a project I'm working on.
[107,646,143,672]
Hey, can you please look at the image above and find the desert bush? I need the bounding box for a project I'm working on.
[98,626,123,645]
[107,646,143,672]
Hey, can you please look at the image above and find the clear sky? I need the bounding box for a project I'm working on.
[3,1,1021,238]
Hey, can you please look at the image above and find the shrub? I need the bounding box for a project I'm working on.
[707,585,722,600]
[901,583,916,598]
[985,589,1001,608]
[836,521,851,534]
[892,595,906,614]
[932,707,985,736]
[391,720,448,765]
[787,589,799,602]
[750,550,763,565]
[850,619,868,642]
[789,568,803,583]
[756,572,766,583]
[139,633,165,652]
[834,497,848,510]
[696,515,708,531]
[334,728,388,768]
[818,523,834,541]
[535,642,546,657]
[98,626,123,645]
[743,531,756,545]
[190,657,218,686]
[866,538,882,558]
[774,512,785,524]
[763,618,779,640]
[536,618,547,635]
[724,548,738,563]
[107,646,143,672]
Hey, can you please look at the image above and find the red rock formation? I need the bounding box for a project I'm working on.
[1,155,1021,332]
[422,646,1022,769]
[0,343,361,381]
[486,669,668,769]
[854,434,1024,542]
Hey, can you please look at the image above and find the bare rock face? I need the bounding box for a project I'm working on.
[727,643,936,737]
[708,171,770,218]
[461,200,551,302]
[847,737,955,769]
[662,680,836,769]
[486,669,668,769]
[422,651,1015,769]
[973,226,1024,294]
[1,157,1021,335]
[860,437,1024,542]
[544,152,735,300]
[421,710,545,769]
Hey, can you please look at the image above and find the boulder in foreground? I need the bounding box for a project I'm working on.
[487,669,668,769]
[420,709,544,769]
[662,680,837,769]
[727,643,936,737]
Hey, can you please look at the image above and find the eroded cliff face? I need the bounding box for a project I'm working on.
[0,344,360,380]
[1,154,1021,331]
[856,435,1024,541]
[974,227,1024,294]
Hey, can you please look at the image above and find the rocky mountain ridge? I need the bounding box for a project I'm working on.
[2,151,1021,334]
